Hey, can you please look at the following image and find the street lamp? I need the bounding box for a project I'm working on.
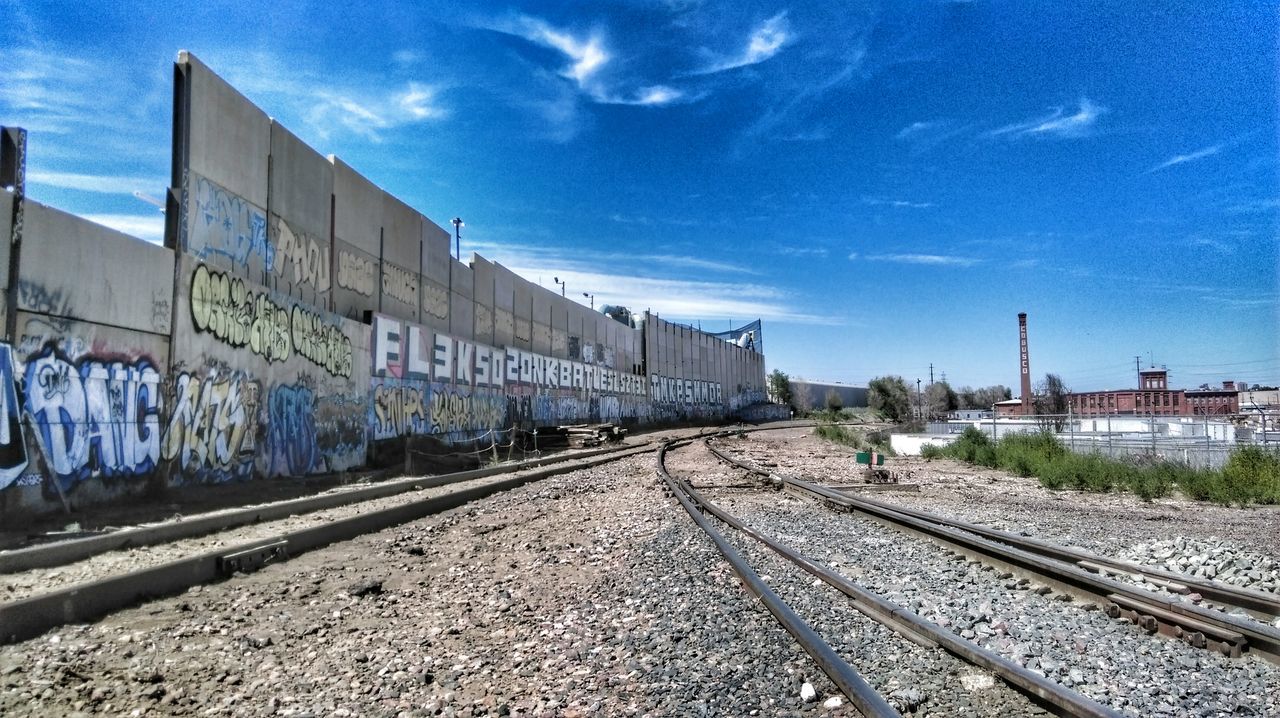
[582,292,594,310]
[451,217,463,260]
[553,276,566,297]
[916,378,922,422]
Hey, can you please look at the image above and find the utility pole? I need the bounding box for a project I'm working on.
[916,378,922,422]
[929,363,934,385]
[1134,355,1141,381]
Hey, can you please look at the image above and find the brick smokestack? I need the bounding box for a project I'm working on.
[1018,312,1032,412]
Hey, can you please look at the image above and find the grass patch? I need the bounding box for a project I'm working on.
[936,427,1280,505]
[813,423,895,456]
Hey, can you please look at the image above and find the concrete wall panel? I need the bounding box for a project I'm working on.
[378,259,419,323]
[20,201,175,336]
[268,122,332,240]
[381,193,421,270]
[421,278,449,332]
[170,254,368,482]
[450,294,474,342]
[185,172,271,283]
[180,52,270,209]
[0,189,11,323]
[471,256,495,347]
[331,157,381,256]
[332,239,378,321]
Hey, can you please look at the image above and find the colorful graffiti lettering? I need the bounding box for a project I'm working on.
[190,265,352,377]
[162,371,259,482]
[290,305,353,378]
[265,384,318,477]
[190,264,292,363]
[429,388,505,436]
[0,346,29,488]
[191,176,273,269]
[274,220,330,293]
[22,347,162,486]
[371,381,427,440]
[336,250,376,297]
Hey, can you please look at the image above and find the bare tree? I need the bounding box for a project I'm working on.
[1034,373,1069,430]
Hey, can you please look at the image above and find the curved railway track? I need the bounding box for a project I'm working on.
[658,437,1125,717]
[703,436,1280,665]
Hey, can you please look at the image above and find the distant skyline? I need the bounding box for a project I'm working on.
[1,1,1276,392]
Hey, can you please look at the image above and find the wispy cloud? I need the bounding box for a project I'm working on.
[491,15,684,107]
[27,170,165,195]
[463,237,827,323]
[81,213,165,244]
[689,11,791,75]
[777,246,830,258]
[987,98,1105,139]
[895,120,942,140]
[1189,236,1233,254]
[862,196,934,209]
[778,127,830,142]
[1146,144,1222,173]
[211,51,447,143]
[865,253,981,267]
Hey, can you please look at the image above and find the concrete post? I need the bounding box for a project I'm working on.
[1,126,26,344]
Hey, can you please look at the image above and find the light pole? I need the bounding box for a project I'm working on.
[916,378,922,423]
[451,217,463,260]
[582,292,594,310]
[553,276,566,297]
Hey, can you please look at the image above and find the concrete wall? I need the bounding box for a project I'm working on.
[644,313,767,421]
[0,52,777,525]
[0,202,175,517]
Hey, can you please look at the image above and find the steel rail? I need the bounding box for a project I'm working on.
[0,440,671,575]
[668,441,1124,718]
[833,492,1280,621]
[704,440,1280,663]
[656,442,901,718]
[0,443,659,646]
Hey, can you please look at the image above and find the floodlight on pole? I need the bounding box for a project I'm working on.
[554,276,565,297]
[451,217,463,260]
[582,292,594,310]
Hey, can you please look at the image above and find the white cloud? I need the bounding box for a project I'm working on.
[463,238,827,323]
[865,253,980,267]
[894,121,940,140]
[493,16,685,107]
[1147,144,1222,173]
[211,51,447,143]
[988,98,1105,139]
[27,170,165,195]
[81,213,165,244]
[690,11,792,75]
[862,196,934,209]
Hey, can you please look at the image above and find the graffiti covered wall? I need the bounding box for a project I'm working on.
[370,314,651,443]
[170,254,369,483]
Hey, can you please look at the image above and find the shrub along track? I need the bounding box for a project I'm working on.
[701,431,1280,716]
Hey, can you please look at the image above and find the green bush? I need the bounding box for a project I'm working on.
[937,428,1280,505]
[920,444,945,459]
[1220,446,1280,504]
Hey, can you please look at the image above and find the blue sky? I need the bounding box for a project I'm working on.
[1,1,1276,393]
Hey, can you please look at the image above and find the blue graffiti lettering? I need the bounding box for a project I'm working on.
[266,384,318,477]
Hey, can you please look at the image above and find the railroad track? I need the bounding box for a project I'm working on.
[703,437,1280,665]
[0,436,677,645]
[658,437,1124,717]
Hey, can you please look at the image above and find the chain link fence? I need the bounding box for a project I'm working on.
[931,414,1276,470]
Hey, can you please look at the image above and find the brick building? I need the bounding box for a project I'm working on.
[1069,368,1187,417]
[1185,381,1241,415]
